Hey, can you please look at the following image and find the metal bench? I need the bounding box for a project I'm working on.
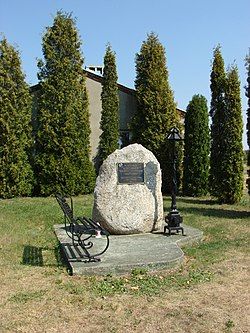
[55,194,109,262]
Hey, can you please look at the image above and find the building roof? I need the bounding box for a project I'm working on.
[85,69,136,95]
[30,70,186,117]
[30,70,135,95]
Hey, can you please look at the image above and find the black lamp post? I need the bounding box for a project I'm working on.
[164,127,184,236]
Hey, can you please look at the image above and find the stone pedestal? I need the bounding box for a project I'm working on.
[92,144,164,234]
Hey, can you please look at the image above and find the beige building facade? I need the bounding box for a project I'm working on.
[85,70,137,160]
[31,69,185,163]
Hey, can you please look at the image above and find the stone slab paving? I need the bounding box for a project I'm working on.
[54,224,203,275]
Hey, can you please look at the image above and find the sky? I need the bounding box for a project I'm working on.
[1,0,249,148]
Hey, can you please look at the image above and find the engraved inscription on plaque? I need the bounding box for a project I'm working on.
[117,163,144,184]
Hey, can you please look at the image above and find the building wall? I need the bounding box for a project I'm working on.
[118,89,137,130]
[85,77,102,160]
[86,76,137,160]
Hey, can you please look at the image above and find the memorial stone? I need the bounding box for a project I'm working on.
[92,144,164,234]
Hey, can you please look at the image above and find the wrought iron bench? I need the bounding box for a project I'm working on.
[55,194,109,262]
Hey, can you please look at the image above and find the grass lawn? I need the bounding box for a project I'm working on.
[0,194,249,333]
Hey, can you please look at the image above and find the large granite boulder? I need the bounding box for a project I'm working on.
[92,144,164,234]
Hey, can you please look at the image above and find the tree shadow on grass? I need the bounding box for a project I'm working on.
[22,244,67,268]
[178,197,219,205]
[180,206,250,219]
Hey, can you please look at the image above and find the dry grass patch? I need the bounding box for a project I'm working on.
[0,254,248,333]
[0,194,249,332]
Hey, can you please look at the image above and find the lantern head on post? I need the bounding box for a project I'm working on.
[166,127,183,142]
[164,127,185,236]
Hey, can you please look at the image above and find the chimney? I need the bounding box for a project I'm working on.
[85,65,104,76]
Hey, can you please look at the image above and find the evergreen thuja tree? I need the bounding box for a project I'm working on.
[98,44,119,169]
[0,38,34,198]
[183,95,210,196]
[218,66,244,203]
[131,32,180,193]
[245,51,250,194]
[209,45,227,197]
[35,11,95,196]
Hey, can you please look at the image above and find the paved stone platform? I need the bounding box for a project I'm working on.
[54,224,203,275]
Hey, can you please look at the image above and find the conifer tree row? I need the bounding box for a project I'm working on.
[183,95,210,196]
[0,38,34,198]
[98,44,119,169]
[209,45,227,197]
[245,51,250,194]
[210,45,244,203]
[35,11,95,196]
[219,65,244,203]
[131,32,180,193]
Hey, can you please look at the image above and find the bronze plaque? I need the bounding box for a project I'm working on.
[117,163,144,184]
